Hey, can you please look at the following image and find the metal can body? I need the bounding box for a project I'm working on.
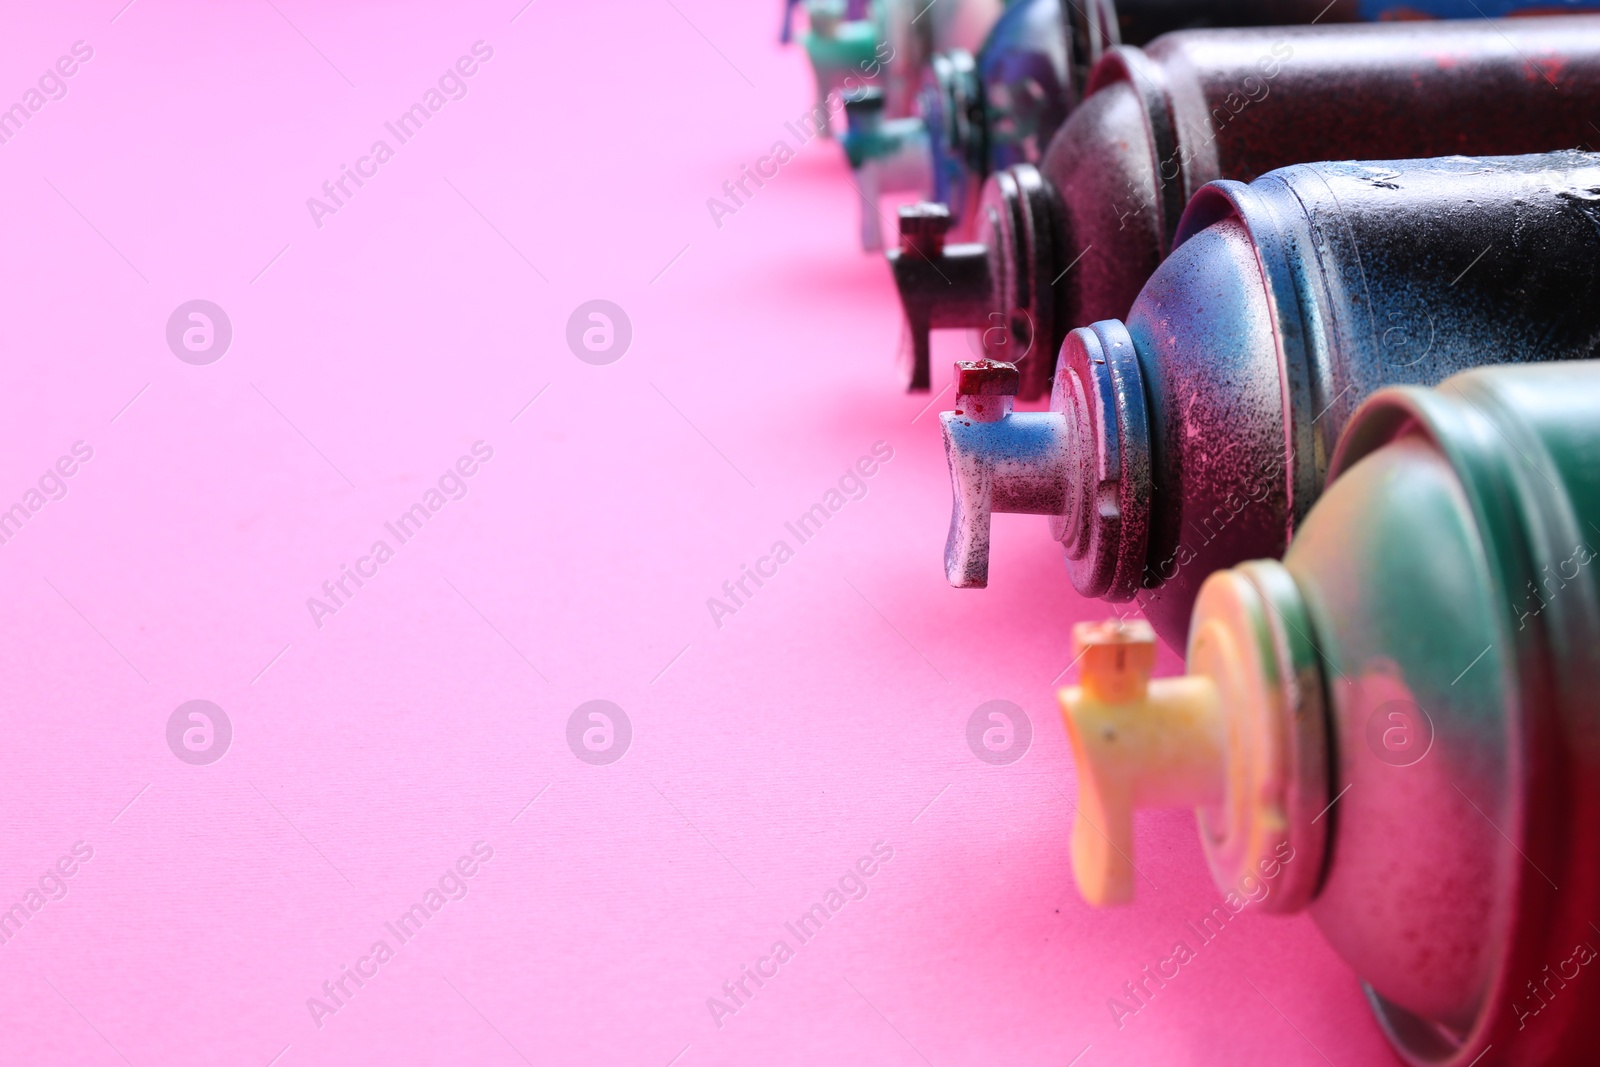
[1063,0,1389,96]
[1132,152,1600,644]
[1287,362,1600,1064]
[1052,18,1600,394]
[896,16,1600,397]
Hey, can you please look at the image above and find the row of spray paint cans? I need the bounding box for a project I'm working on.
[781,1,1600,1063]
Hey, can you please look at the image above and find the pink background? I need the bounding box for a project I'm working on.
[0,1,1395,1063]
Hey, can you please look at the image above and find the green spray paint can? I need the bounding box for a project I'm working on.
[1057,361,1600,1065]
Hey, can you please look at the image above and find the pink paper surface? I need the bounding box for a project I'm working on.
[0,2,1398,1064]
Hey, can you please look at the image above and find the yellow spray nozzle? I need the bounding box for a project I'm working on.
[1056,564,1330,913]
[1058,620,1224,905]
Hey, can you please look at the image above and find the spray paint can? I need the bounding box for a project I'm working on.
[914,0,1515,235]
[1056,360,1600,1065]
[939,151,1600,645]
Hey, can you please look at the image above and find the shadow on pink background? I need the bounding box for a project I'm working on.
[0,1,1393,1064]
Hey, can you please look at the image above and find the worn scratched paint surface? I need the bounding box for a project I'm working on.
[0,3,1389,1065]
[1131,152,1600,645]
